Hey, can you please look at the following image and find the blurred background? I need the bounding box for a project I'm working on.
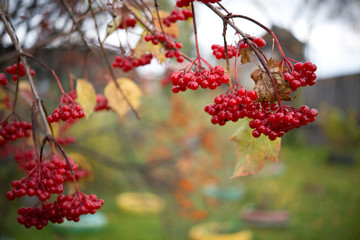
[0,0,360,239]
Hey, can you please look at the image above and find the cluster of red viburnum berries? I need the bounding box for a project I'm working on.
[0,82,104,230]
[145,33,184,63]
[0,62,36,86]
[170,64,229,92]
[112,53,153,72]
[169,35,318,140]
[118,16,136,29]
[47,94,85,123]
[211,36,266,59]
[162,8,193,26]
[0,119,32,142]
[6,153,103,230]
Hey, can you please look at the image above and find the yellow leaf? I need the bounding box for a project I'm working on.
[0,88,8,110]
[229,119,281,178]
[134,32,166,63]
[152,10,179,38]
[103,15,122,42]
[104,78,141,118]
[76,79,97,119]
[130,6,146,29]
[18,80,34,103]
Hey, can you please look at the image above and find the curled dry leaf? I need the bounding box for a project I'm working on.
[251,67,292,102]
[104,78,141,118]
[240,47,252,64]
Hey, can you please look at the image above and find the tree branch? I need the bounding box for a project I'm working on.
[0,10,53,136]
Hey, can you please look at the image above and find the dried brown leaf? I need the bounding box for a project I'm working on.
[240,48,251,64]
[251,67,292,102]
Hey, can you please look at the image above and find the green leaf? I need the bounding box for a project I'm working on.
[229,119,281,178]
[76,79,97,119]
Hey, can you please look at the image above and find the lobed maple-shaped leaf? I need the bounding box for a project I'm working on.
[229,119,281,178]
[76,79,97,119]
[104,78,141,118]
[251,66,292,102]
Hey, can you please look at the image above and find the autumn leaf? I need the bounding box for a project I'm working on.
[0,88,9,110]
[229,119,281,178]
[240,47,252,64]
[76,79,97,119]
[152,10,179,38]
[104,78,141,118]
[251,67,292,102]
[18,81,34,103]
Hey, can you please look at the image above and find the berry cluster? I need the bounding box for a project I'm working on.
[6,157,66,202]
[171,65,229,93]
[112,53,153,72]
[95,94,111,111]
[241,37,266,49]
[16,192,104,229]
[211,37,266,60]
[0,73,8,86]
[5,62,35,81]
[144,33,184,62]
[118,17,136,29]
[204,88,259,125]
[14,149,36,170]
[162,9,193,27]
[56,193,104,222]
[0,120,32,141]
[283,61,317,90]
[211,44,239,59]
[47,95,85,123]
[249,104,318,140]
[176,0,222,7]
[17,206,50,230]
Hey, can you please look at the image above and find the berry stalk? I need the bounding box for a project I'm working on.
[191,3,202,60]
